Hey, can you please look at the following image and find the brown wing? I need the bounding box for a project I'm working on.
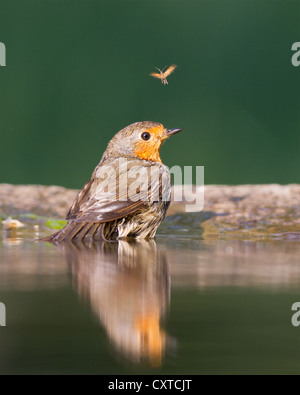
[66,179,93,220]
[150,72,162,79]
[163,64,177,78]
[66,158,170,223]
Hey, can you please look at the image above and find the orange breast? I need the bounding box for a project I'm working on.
[134,140,162,162]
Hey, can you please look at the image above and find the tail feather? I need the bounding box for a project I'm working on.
[42,220,105,244]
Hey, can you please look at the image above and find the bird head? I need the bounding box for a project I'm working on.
[103,121,182,163]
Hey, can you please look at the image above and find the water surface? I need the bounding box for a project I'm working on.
[1,223,300,374]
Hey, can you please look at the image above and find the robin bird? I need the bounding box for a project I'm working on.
[44,121,182,244]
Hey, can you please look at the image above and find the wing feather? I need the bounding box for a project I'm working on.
[66,158,170,224]
[66,179,93,220]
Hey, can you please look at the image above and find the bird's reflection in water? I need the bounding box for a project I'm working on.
[63,239,172,367]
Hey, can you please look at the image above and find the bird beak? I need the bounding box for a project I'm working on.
[164,128,183,139]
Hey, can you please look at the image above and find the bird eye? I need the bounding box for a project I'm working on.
[141,132,151,141]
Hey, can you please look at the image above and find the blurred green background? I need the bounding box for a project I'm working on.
[0,0,299,189]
